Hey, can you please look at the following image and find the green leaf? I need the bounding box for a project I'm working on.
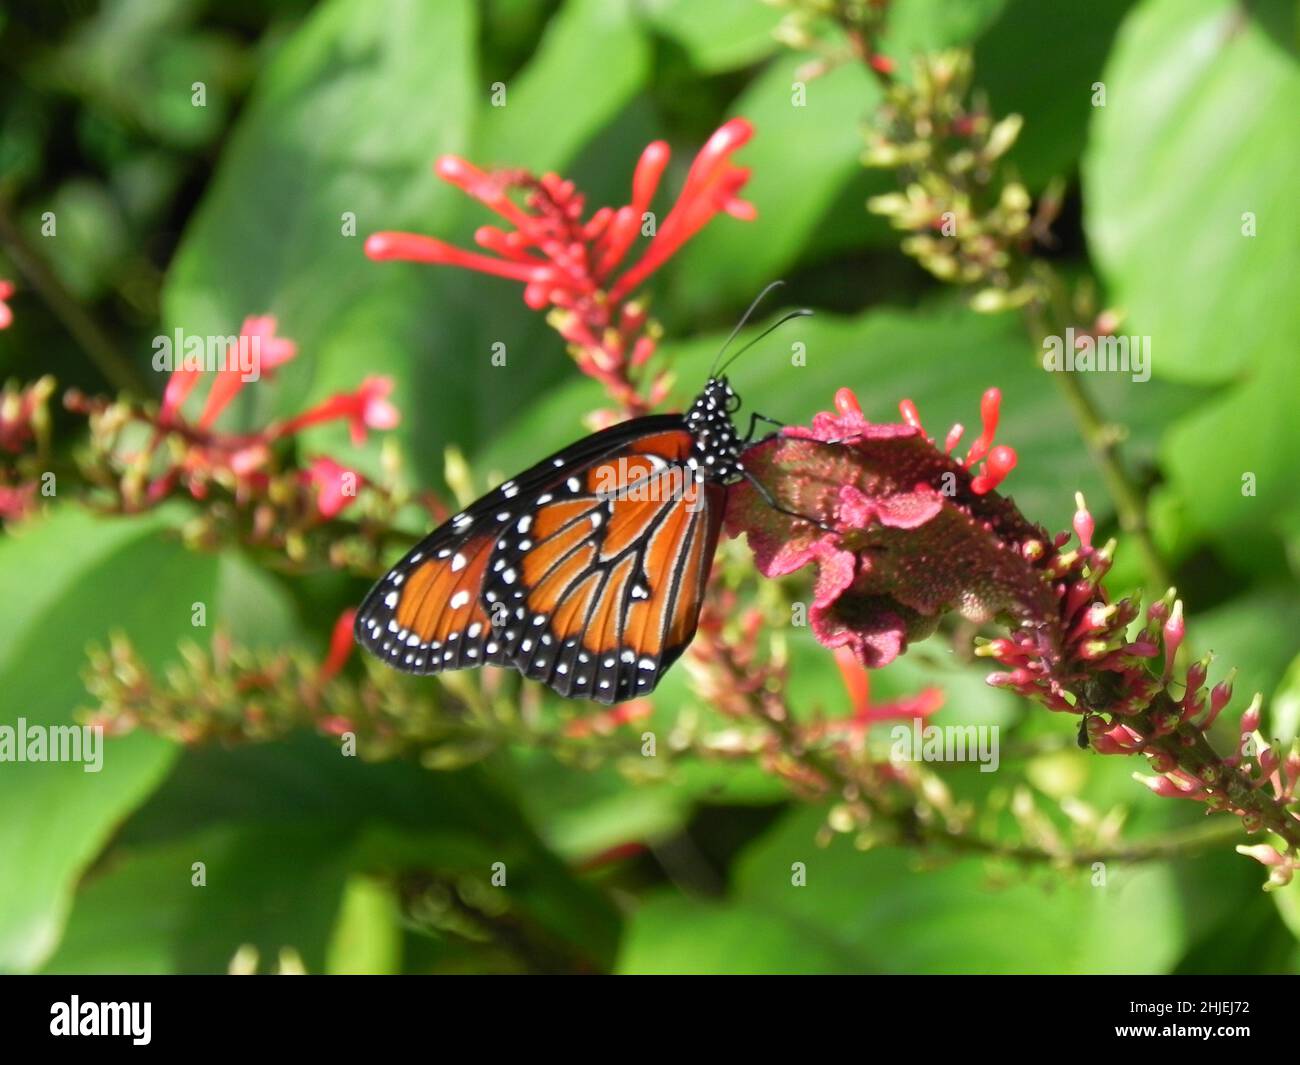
[1193,585,1300,697]
[475,0,649,165]
[883,0,1009,58]
[326,874,403,975]
[112,734,623,970]
[1273,866,1300,945]
[639,0,782,73]
[1157,352,1300,541]
[618,895,860,974]
[212,550,303,650]
[0,507,217,971]
[667,55,885,317]
[56,0,239,150]
[42,823,352,974]
[1270,652,1300,746]
[620,805,1188,974]
[1191,586,1300,746]
[1083,0,1300,384]
[974,0,1134,189]
[1086,0,1300,546]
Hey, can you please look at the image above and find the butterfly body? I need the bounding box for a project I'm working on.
[355,378,747,703]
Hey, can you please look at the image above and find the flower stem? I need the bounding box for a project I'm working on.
[1050,363,1170,590]
[0,200,145,394]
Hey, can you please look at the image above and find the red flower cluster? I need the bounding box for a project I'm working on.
[365,119,756,414]
[728,385,1297,859]
[161,315,297,431]
[0,280,14,330]
[140,316,398,519]
[0,375,54,523]
[727,385,1024,668]
[0,374,52,455]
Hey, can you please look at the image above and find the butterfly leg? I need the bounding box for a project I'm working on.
[744,413,863,449]
[743,411,787,443]
[739,469,838,534]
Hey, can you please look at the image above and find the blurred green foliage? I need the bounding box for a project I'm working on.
[0,0,1297,973]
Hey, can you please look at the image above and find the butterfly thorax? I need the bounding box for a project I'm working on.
[685,377,745,483]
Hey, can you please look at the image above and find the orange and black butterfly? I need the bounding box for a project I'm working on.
[355,296,816,704]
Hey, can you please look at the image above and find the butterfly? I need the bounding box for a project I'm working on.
[354,289,818,704]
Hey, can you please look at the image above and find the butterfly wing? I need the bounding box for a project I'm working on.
[353,416,692,679]
[483,430,725,704]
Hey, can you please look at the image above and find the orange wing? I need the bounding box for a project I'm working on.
[354,529,512,672]
[482,440,724,703]
[354,413,695,681]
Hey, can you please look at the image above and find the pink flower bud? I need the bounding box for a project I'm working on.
[1239,693,1262,737]
[1072,492,1094,551]
[1161,599,1184,680]
[897,397,922,429]
[1234,844,1284,867]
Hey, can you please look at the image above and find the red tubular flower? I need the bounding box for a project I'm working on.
[303,456,361,519]
[606,120,756,302]
[564,698,653,738]
[196,315,298,429]
[0,483,36,522]
[271,375,400,446]
[319,608,357,684]
[365,120,756,414]
[368,119,753,309]
[161,314,297,425]
[0,280,14,330]
[832,646,944,726]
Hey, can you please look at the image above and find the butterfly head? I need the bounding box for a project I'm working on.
[685,377,745,483]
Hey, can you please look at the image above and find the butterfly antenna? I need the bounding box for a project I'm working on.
[708,279,787,378]
[713,307,813,379]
